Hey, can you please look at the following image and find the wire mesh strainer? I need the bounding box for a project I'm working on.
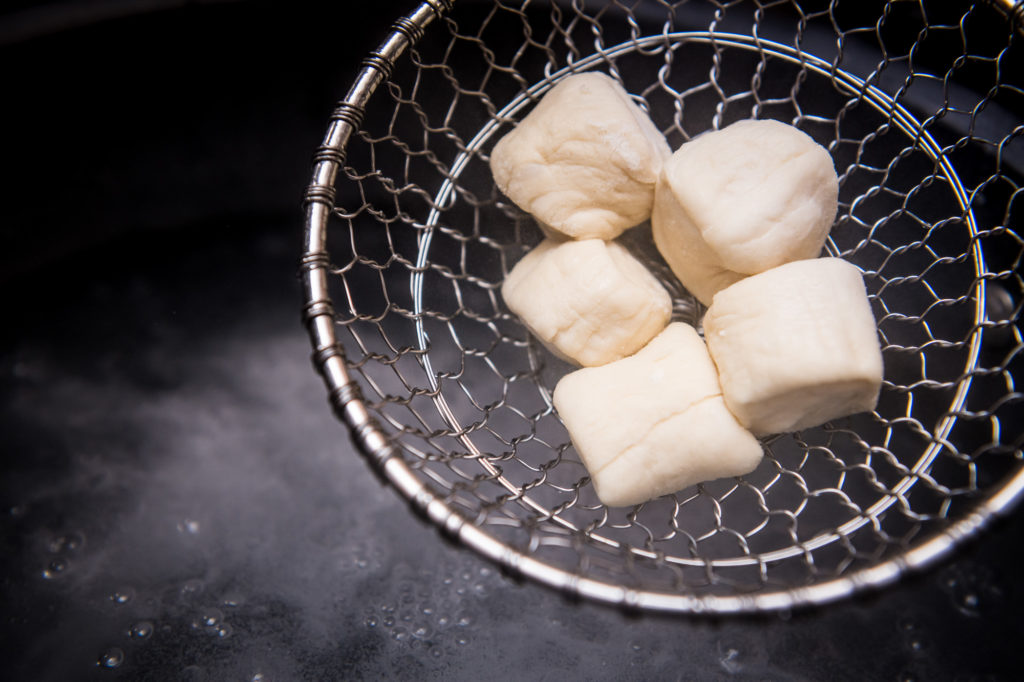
[302,0,1024,613]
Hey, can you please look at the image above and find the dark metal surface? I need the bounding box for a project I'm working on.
[1,2,1022,679]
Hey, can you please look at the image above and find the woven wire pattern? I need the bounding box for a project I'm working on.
[309,0,1024,602]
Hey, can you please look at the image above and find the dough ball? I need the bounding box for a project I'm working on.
[553,323,763,507]
[652,119,839,304]
[502,238,672,367]
[703,258,884,436]
[490,72,671,240]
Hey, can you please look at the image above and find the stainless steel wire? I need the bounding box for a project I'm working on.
[302,0,1024,613]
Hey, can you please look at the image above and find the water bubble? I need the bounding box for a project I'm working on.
[455,635,469,646]
[941,565,997,618]
[958,592,980,615]
[201,608,223,627]
[180,579,204,597]
[130,621,154,640]
[413,625,433,639]
[41,558,68,579]
[177,519,201,535]
[380,603,395,614]
[437,615,451,627]
[456,613,473,627]
[9,504,27,518]
[431,647,443,658]
[460,570,472,581]
[946,561,1003,614]
[479,566,492,578]
[421,603,435,616]
[251,675,266,682]
[215,624,233,639]
[193,607,223,631]
[392,627,410,642]
[400,611,413,623]
[110,587,135,605]
[718,647,742,674]
[365,615,378,628]
[97,647,125,669]
[222,592,246,608]
[717,641,744,674]
[382,615,395,628]
[48,532,85,554]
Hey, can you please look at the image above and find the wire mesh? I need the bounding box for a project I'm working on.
[302,0,1024,612]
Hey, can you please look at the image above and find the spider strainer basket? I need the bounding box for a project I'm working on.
[301,0,1024,613]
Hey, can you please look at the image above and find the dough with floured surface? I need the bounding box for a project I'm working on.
[652,119,839,304]
[553,323,763,507]
[703,258,883,436]
[502,238,671,367]
[490,72,671,240]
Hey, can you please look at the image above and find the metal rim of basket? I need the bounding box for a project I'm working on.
[301,0,1024,614]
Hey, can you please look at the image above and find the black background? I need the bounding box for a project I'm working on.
[1,1,1022,679]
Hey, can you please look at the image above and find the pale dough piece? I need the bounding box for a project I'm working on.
[490,72,671,240]
[652,119,839,304]
[502,238,671,367]
[552,323,763,507]
[703,258,883,436]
